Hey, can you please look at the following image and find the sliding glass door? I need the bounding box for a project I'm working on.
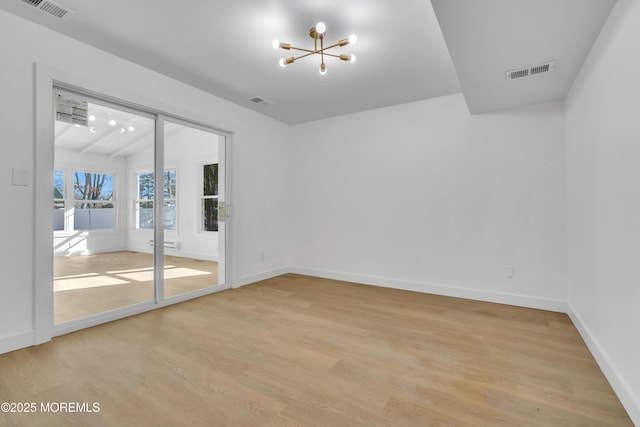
[53,88,227,326]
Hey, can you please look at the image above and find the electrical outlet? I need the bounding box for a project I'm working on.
[504,265,514,278]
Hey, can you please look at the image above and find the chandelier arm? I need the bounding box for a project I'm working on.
[289,46,317,54]
[291,52,318,61]
[285,40,350,55]
[317,41,344,52]
[322,53,344,59]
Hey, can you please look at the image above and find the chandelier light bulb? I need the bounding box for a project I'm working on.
[128,126,135,132]
[279,58,287,68]
[349,54,357,64]
[348,34,358,45]
[89,115,96,122]
[319,63,327,75]
[89,127,97,133]
[108,119,117,126]
[272,39,280,49]
[315,22,326,34]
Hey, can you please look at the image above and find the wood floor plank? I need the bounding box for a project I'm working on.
[0,274,633,426]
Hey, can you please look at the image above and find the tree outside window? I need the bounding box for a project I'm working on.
[73,172,114,230]
[136,169,177,230]
[202,163,218,232]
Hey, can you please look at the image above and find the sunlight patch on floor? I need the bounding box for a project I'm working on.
[55,272,99,280]
[55,275,129,291]
[117,266,211,281]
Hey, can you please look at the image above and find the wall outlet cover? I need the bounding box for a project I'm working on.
[12,168,29,186]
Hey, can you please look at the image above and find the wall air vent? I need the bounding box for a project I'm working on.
[506,61,555,80]
[19,0,74,19]
[249,96,274,106]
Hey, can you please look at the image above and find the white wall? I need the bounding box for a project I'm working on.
[290,94,567,311]
[54,147,127,256]
[565,0,640,422]
[0,9,289,352]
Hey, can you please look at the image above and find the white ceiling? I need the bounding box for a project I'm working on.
[55,103,154,157]
[1,0,617,124]
[431,0,617,114]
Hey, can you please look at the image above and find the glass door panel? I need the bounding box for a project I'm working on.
[161,119,225,298]
[53,89,155,323]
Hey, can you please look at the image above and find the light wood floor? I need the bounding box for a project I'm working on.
[54,251,218,323]
[1,274,632,426]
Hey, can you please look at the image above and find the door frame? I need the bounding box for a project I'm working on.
[35,64,234,342]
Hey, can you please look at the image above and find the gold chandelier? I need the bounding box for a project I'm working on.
[272,22,357,75]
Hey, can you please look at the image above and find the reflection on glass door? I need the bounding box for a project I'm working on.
[53,89,156,323]
[161,120,225,298]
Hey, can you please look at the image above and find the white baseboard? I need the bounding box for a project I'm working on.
[234,267,290,288]
[289,266,567,313]
[0,331,35,355]
[568,304,640,425]
[54,246,128,257]
[165,250,218,262]
[125,247,218,262]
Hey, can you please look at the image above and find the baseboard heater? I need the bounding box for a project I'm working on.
[148,240,179,249]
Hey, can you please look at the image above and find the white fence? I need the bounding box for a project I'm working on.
[53,208,115,231]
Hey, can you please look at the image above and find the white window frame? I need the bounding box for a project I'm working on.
[134,168,177,231]
[200,162,219,233]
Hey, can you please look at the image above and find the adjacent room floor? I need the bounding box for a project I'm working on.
[1,274,632,426]
[54,251,218,323]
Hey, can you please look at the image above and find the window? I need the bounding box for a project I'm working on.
[73,171,115,230]
[136,169,177,230]
[53,169,65,231]
[201,163,218,232]
[53,169,115,231]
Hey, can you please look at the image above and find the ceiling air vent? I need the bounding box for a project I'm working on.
[19,0,74,19]
[249,96,274,106]
[506,61,555,80]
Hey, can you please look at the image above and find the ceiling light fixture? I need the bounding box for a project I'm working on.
[273,22,357,75]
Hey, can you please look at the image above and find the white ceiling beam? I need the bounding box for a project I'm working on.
[80,126,121,154]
